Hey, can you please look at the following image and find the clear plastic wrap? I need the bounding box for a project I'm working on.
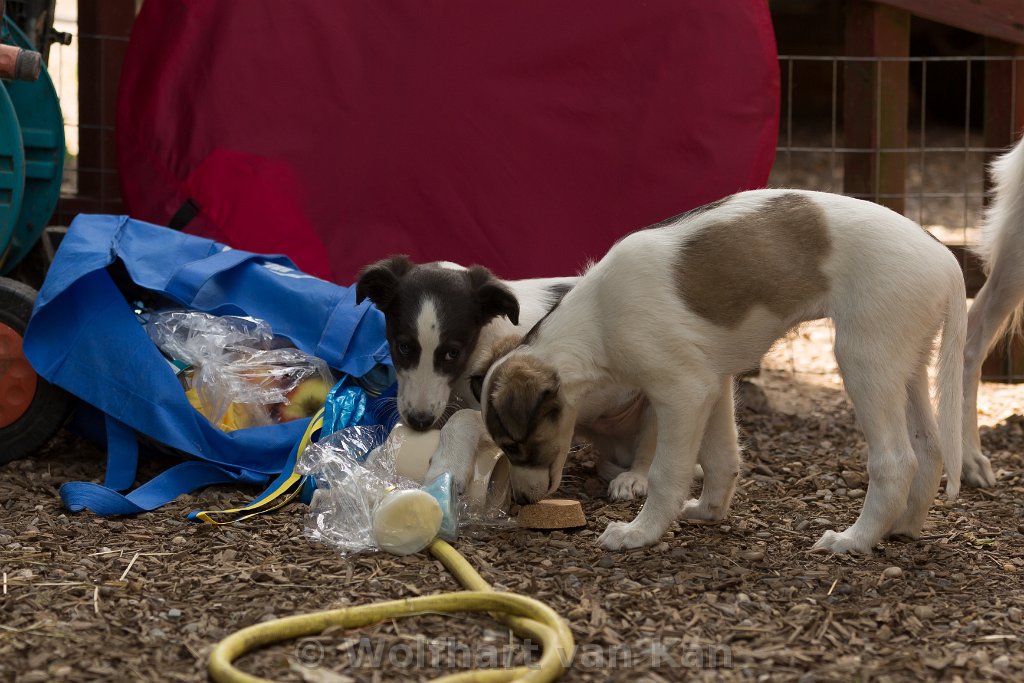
[299,418,512,558]
[192,347,334,428]
[145,309,334,431]
[146,310,273,365]
[423,409,513,531]
[298,427,453,556]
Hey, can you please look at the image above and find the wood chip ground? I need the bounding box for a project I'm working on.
[2,321,1023,682]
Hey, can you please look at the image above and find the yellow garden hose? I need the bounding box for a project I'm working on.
[208,538,576,683]
[205,409,574,681]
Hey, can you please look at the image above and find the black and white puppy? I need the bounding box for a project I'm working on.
[355,256,576,430]
[481,189,966,554]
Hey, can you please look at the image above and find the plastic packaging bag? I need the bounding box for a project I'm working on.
[145,310,273,365]
[422,409,513,532]
[146,309,334,431]
[299,417,514,557]
[192,347,333,428]
[298,427,456,556]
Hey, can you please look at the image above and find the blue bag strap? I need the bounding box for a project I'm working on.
[163,249,294,305]
[60,461,262,516]
[102,415,140,492]
[188,409,324,524]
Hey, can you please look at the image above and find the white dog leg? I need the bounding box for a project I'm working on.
[681,377,740,520]
[814,334,917,554]
[608,406,656,501]
[889,362,943,538]
[600,374,719,550]
[962,272,1022,487]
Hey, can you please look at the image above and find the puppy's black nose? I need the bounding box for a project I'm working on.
[405,412,436,431]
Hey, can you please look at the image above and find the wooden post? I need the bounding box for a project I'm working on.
[72,0,135,215]
[843,1,909,214]
[980,39,1024,381]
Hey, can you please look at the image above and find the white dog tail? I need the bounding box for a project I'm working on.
[937,272,967,500]
[973,136,1024,348]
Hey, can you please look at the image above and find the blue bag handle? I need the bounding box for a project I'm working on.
[60,461,266,516]
[60,411,271,516]
[163,249,295,305]
[102,415,139,492]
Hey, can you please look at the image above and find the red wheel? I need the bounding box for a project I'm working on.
[0,277,72,462]
[0,320,37,427]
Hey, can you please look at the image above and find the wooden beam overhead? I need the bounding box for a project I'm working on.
[876,0,1024,46]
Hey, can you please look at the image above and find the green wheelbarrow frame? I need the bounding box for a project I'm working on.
[0,14,64,274]
[0,11,70,460]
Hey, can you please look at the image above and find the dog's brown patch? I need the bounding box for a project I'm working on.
[485,354,562,465]
[675,193,831,327]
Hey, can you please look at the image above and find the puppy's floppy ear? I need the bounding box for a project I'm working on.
[493,357,561,439]
[535,368,562,417]
[355,255,413,310]
[468,266,520,326]
[539,378,561,404]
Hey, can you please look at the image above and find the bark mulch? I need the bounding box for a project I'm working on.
[3,333,1024,682]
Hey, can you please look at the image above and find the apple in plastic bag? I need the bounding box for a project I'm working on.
[279,377,331,421]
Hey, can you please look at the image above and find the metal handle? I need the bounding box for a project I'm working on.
[0,42,41,81]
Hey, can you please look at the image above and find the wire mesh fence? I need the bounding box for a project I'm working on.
[768,54,1024,382]
[771,55,1023,237]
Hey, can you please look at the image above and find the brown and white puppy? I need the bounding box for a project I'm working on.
[470,334,654,500]
[481,189,967,554]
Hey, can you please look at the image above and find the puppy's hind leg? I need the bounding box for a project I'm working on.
[681,377,741,521]
[814,331,917,554]
[600,371,721,550]
[889,360,943,538]
[962,264,1024,487]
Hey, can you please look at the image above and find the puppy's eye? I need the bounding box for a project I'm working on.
[396,341,413,357]
[444,348,461,362]
[469,375,484,402]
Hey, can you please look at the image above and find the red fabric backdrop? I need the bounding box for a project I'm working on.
[117,1,779,283]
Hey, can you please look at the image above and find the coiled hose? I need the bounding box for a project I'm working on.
[208,538,575,683]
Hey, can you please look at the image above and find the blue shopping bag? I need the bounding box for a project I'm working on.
[22,214,392,516]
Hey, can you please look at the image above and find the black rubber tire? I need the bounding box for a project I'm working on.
[0,276,72,463]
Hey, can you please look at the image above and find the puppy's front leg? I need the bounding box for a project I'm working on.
[599,375,720,550]
[607,405,656,501]
[681,377,740,520]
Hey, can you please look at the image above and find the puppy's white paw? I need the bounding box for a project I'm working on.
[599,521,659,550]
[680,498,727,521]
[811,529,875,555]
[607,471,648,501]
[962,450,996,488]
